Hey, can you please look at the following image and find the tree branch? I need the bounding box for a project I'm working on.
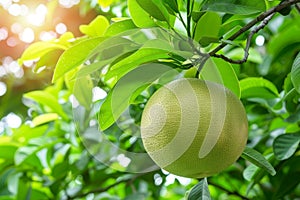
[212,13,275,64]
[208,0,300,62]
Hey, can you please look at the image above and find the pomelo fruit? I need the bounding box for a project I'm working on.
[141,78,248,178]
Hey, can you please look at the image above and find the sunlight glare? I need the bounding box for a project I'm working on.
[8,3,21,16]
[39,31,57,41]
[59,0,80,8]
[19,27,35,43]
[20,4,29,16]
[36,4,47,15]
[0,0,12,9]
[26,4,47,27]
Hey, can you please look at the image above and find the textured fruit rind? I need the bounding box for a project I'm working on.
[141,78,248,178]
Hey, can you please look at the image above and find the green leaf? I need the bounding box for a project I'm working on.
[203,0,266,15]
[31,113,59,127]
[241,147,276,176]
[162,0,179,13]
[291,52,300,93]
[243,163,259,181]
[128,0,156,27]
[268,23,300,59]
[273,133,300,160]
[99,63,178,130]
[33,50,63,73]
[105,47,171,82]
[12,125,48,143]
[52,37,104,82]
[240,77,279,99]
[14,146,41,166]
[79,15,110,37]
[273,171,300,199]
[187,178,211,200]
[0,144,19,160]
[194,12,221,46]
[98,0,114,7]
[18,42,66,64]
[73,76,94,110]
[136,0,166,21]
[105,19,137,36]
[200,57,240,98]
[23,91,68,120]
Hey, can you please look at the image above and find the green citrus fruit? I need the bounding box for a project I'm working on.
[141,78,248,178]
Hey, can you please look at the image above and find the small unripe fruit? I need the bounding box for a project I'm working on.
[141,78,248,178]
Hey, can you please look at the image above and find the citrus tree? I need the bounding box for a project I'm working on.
[1,0,300,199]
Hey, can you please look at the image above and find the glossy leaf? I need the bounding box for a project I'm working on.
[31,113,59,127]
[136,0,166,21]
[187,178,211,200]
[33,50,63,73]
[0,144,19,160]
[201,57,240,98]
[79,15,110,37]
[194,12,221,46]
[105,47,171,82]
[273,133,300,160]
[241,147,276,176]
[203,0,266,15]
[73,75,94,110]
[105,19,137,36]
[243,163,259,181]
[240,77,279,99]
[268,24,300,59]
[99,63,178,130]
[163,0,179,13]
[19,42,66,64]
[128,0,156,27]
[14,146,41,166]
[23,91,68,120]
[98,0,114,8]
[291,52,300,93]
[52,37,104,82]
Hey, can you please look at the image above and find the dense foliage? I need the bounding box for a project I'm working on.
[1,0,300,199]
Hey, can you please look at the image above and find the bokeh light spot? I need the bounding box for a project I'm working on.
[8,3,21,16]
[11,22,23,34]
[36,4,47,16]
[19,28,35,43]
[256,35,265,47]
[55,23,67,34]
[39,31,57,41]
[0,0,12,9]
[5,113,22,129]
[0,82,7,96]
[0,27,9,41]
[6,36,18,47]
